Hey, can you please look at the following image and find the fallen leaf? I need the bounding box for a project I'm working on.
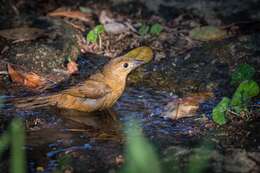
[104,22,129,34]
[0,27,44,42]
[99,10,133,34]
[189,26,227,41]
[67,61,78,74]
[164,92,214,120]
[24,73,46,88]
[8,64,25,84]
[48,9,92,23]
[7,64,46,89]
[99,10,115,24]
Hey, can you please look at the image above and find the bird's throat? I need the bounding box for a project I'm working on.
[104,73,127,93]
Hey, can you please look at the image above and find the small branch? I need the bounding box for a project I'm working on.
[0,71,8,75]
[99,35,102,48]
[227,109,240,116]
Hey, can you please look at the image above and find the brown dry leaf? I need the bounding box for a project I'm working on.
[99,10,115,24]
[0,27,44,43]
[24,73,46,88]
[48,9,92,23]
[7,64,46,89]
[67,61,78,74]
[104,22,130,34]
[164,92,214,120]
[99,10,134,34]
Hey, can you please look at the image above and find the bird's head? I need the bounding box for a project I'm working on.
[103,58,144,77]
[103,47,153,80]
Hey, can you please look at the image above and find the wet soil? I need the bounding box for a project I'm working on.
[0,0,260,173]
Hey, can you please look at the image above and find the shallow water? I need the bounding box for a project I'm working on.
[1,79,212,173]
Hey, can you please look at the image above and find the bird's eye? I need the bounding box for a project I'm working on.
[123,63,129,68]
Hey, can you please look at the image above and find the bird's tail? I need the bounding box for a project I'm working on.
[6,94,60,110]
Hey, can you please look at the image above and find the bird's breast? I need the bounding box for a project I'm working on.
[102,87,125,108]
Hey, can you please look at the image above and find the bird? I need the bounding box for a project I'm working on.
[12,47,153,112]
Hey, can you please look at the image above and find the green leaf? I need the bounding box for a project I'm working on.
[231,64,255,85]
[150,23,162,36]
[138,24,150,36]
[212,97,230,125]
[86,25,105,43]
[87,30,98,43]
[231,80,259,113]
[94,24,105,35]
[121,121,161,173]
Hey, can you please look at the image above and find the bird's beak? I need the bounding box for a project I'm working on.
[132,60,145,68]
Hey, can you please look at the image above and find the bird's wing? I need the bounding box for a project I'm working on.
[62,80,112,99]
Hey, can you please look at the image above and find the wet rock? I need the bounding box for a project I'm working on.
[224,149,257,173]
[162,146,191,172]
[162,146,260,173]
[1,17,82,88]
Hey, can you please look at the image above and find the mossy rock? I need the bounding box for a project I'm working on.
[2,17,81,84]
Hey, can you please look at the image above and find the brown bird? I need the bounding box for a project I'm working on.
[13,47,153,112]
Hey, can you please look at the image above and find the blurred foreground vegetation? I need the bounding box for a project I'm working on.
[0,118,26,173]
[120,120,212,173]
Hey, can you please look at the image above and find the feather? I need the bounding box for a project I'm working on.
[9,94,59,109]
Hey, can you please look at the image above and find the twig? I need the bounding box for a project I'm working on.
[99,35,102,48]
[64,20,85,32]
[0,71,8,75]
[63,128,90,132]
[227,109,240,116]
